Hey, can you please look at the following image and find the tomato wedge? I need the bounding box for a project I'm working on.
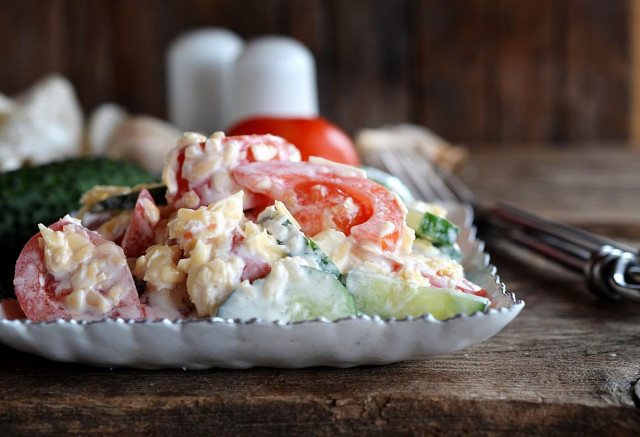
[233,161,406,252]
[0,299,26,320]
[457,278,488,297]
[121,188,160,258]
[418,269,488,297]
[13,218,144,321]
[164,133,300,210]
[231,231,272,282]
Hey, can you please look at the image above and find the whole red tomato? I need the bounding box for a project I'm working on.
[226,116,360,165]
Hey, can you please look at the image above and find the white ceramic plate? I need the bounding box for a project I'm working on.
[0,203,523,369]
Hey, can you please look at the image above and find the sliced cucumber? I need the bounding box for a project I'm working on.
[90,185,167,212]
[218,264,356,322]
[406,210,459,246]
[305,238,342,280]
[360,166,415,204]
[344,268,489,320]
[411,238,461,262]
[436,245,463,262]
[258,202,341,280]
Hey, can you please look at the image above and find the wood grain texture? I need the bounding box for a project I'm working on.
[564,0,630,142]
[0,0,632,144]
[458,143,640,228]
[631,0,640,145]
[1,145,639,435]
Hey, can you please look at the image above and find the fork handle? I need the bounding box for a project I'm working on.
[476,203,640,302]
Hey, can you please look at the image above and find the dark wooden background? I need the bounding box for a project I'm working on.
[0,0,632,144]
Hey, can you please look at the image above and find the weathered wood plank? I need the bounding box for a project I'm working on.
[488,0,556,142]
[64,0,115,111]
[0,0,66,88]
[459,144,640,227]
[410,0,488,143]
[0,0,632,143]
[631,0,640,145]
[564,0,630,142]
[326,0,411,130]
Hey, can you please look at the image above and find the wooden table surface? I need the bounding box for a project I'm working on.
[1,144,639,436]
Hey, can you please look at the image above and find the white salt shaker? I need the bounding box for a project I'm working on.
[167,28,244,133]
[230,36,318,125]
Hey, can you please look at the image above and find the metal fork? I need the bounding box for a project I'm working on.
[362,146,640,303]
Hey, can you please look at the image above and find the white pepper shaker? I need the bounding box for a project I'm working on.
[230,36,318,126]
[167,28,244,133]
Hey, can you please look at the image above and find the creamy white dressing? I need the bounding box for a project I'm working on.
[308,156,367,178]
[164,131,298,210]
[239,221,286,265]
[37,216,130,318]
[164,131,244,209]
[141,286,193,320]
[250,143,278,161]
[48,135,477,321]
[257,203,332,271]
[169,191,244,255]
[223,257,317,322]
[185,256,245,316]
[134,245,185,290]
[141,198,160,224]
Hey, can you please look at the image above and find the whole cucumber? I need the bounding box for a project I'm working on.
[0,157,158,298]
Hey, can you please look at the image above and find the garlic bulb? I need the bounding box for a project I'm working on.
[86,103,128,156]
[0,75,83,171]
[106,115,182,175]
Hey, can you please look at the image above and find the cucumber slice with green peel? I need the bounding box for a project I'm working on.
[360,166,415,204]
[412,238,463,262]
[218,265,356,322]
[305,237,342,280]
[258,203,342,281]
[90,185,167,212]
[436,244,463,262]
[406,210,459,246]
[345,268,489,320]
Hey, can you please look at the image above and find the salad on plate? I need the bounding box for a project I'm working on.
[7,131,491,324]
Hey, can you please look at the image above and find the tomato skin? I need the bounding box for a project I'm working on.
[227,116,360,165]
[416,269,487,297]
[457,278,488,297]
[233,161,405,252]
[230,231,272,283]
[121,188,159,258]
[165,134,298,210]
[14,219,144,322]
[0,299,26,320]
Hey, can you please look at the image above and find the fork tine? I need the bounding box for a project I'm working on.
[375,149,438,201]
[360,146,386,171]
[372,147,462,204]
[415,147,475,205]
[360,138,640,301]
[403,147,459,203]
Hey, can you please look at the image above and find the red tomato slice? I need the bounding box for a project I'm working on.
[227,116,360,165]
[165,134,300,210]
[233,161,406,252]
[121,188,160,258]
[230,232,272,282]
[14,219,144,322]
[456,278,488,297]
[420,270,487,297]
[0,299,26,320]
